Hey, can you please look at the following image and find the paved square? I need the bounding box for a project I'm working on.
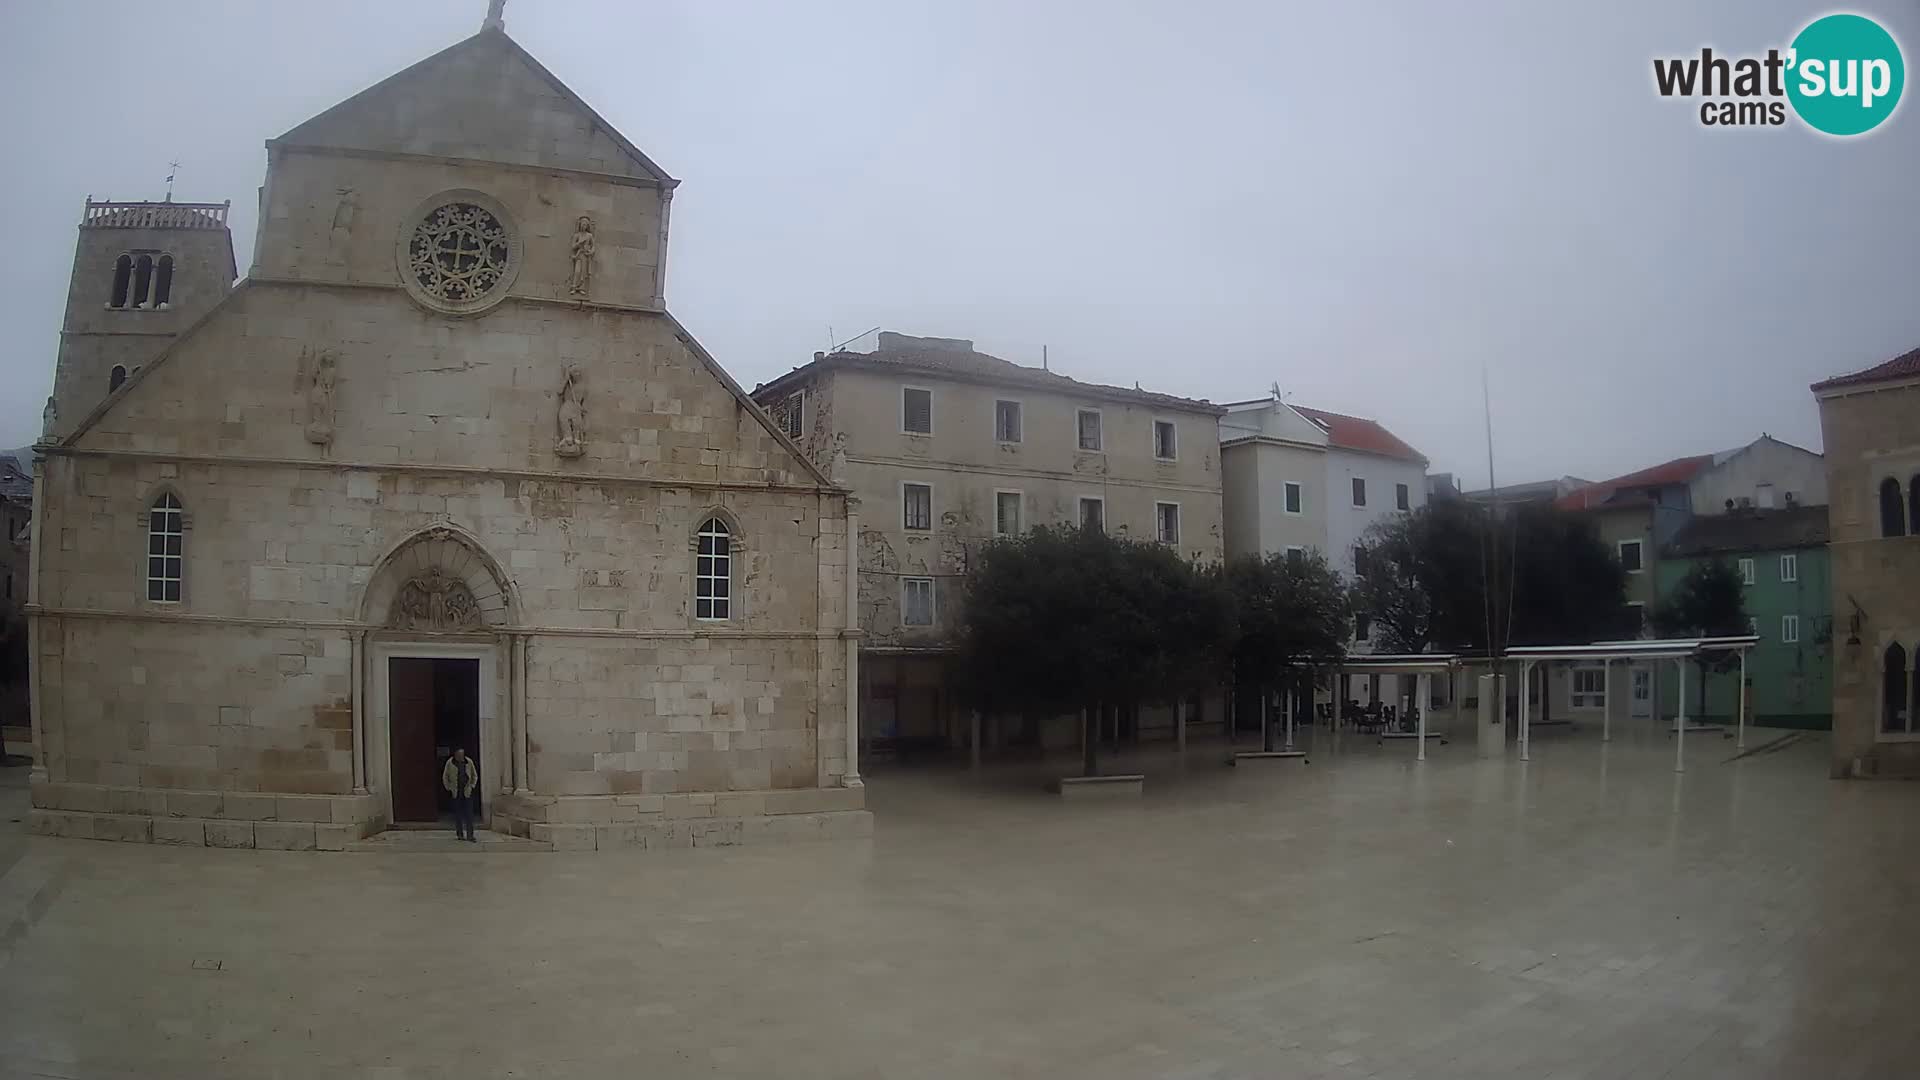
[2,723,1916,1079]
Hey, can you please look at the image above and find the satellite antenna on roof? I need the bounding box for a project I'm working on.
[1269,381,1282,401]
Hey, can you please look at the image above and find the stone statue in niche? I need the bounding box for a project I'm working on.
[555,365,588,457]
[304,347,338,446]
[40,396,57,441]
[828,432,850,484]
[391,567,483,633]
[329,188,357,257]
[567,215,595,298]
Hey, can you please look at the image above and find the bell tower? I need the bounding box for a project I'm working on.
[46,197,237,439]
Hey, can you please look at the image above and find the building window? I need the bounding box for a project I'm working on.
[131,254,154,309]
[1155,502,1180,545]
[1354,611,1371,642]
[1153,419,1177,461]
[110,365,128,391]
[694,517,731,620]
[901,387,933,435]
[1079,496,1105,533]
[1738,557,1755,586]
[1283,482,1302,514]
[1748,616,1759,638]
[1626,600,1646,635]
[780,391,804,439]
[1285,546,1305,567]
[1395,483,1410,511]
[1884,642,1910,734]
[1756,482,1774,509]
[1353,545,1369,576]
[1076,409,1103,452]
[146,492,183,602]
[1880,476,1906,537]
[903,483,932,531]
[109,254,133,308]
[995,490,1022,536]
[902,577,935,627]
[994,400,1022,443]
[1618,539,1643,574]
[1779,553,1798,583]
[1781,614,1800,643]
[1571,667,1606,709]
[153,254,174,308]
[1351,477,1366,507]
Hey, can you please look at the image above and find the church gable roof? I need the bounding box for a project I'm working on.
[272,27,675,185]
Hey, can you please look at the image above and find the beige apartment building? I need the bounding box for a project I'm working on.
[753,333,1226,755]
[24,18,866,850]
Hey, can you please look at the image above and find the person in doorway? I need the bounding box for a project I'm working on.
[442,747,479,841]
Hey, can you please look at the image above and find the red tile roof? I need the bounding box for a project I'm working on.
[1289,405,1426,464]
[1811,345,1920,392]
[1554,455,1714,511]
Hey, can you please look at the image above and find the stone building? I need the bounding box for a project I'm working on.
[24,16,866,848]
[752,332,1226,755]
[1812,345,1920,778]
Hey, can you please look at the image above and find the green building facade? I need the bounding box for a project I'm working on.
[1655,506,1832,728]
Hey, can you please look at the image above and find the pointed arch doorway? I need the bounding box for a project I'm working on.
[358,526,521,831]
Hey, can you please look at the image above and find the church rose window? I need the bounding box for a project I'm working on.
[407,202,512,304]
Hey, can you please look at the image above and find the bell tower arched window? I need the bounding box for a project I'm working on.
[1879,477,1906,538]
[153,254,174,308]
[109,365,127,391]
[108,254,132,308]
[131,255,154,310]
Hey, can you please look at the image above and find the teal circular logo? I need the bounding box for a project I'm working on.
[1787,14,1905,135]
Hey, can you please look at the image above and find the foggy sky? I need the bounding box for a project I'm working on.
[3,0,1916,485]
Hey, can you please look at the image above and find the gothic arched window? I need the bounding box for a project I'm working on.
[147,492,183,602]
[1910,475,1920,536]
[694,517,732,621]
[153,254,174,308]
[1879,477,1906,538]
[1886,642,1911,734]
[109,365,127,391]
[131,254,154,309]
[109,254,133,308]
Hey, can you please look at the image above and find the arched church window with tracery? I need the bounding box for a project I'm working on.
[695,518,732,621]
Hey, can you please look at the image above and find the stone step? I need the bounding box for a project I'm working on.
[345,829,552,853]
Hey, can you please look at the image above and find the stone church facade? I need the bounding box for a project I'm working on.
[25,23,866,849]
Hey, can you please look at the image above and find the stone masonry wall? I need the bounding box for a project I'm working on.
[1817,380,1920,776]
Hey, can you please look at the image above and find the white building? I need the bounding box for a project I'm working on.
[1219,396,1430,706]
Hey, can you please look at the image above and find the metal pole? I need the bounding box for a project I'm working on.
[1602,658,1612,743]
[1283,681,1295,752]
[1736,650,1748,751]
[1260,691,1270,751]
[1177,698,1188,754]
[1417,671,1429,762]
[970,710,981,770]
[1519,661,1531,762]
[1675,658,1688,774]
[1333,670,1343,731]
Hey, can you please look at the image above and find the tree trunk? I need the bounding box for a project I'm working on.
[1261,688,1274,752]
[1082,705,1098,777]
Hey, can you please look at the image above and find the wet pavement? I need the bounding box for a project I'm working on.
[1,720,1915,1078]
